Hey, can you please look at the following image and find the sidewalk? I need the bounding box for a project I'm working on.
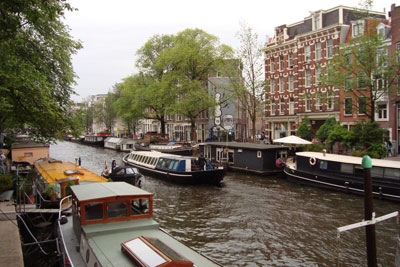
[0,201,24,267]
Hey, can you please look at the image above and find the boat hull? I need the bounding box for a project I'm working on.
[284,166,400,202]
[123,154,225,186]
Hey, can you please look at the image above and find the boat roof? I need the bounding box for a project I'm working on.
[71,182,152,202]
[296,152,400,168]
[11,141,49,149]
[130,150,196,160]
[105,137,122,143]
[82,218,220,267]
[201,142,287,150]
[34,159,107,184]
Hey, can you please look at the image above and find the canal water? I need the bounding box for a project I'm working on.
[51,141,399,266]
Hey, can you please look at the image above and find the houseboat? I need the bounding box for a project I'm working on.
[284,151,400,202]
[57,182,222,267]
[199,142,289,175]
[123,150,225,186]
[104,137,122,150]
[134,142,193,156]
[101,161,143,187]
[11,140,49,165]
[120,138,137,152]
[34,158,108,202]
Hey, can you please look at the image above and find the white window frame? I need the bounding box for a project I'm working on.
[279,55,284,71]
[279,77,284,93]
[289,75,294,92]
[327,94,334,111]
[279,99,285,115]
[270,79,275,93]
[358,97,367,115]
[270,103,275,116]
[315,43,321,61]
[344,98,352,115]
[305,45,311,63]
[305,70,311,87]
[315,98,321,111]
[289,99,295,115]
[352,20,365,38]
[288,53,293,68]
[305,98,312,112]
[375,102,388,121]
[327,39,333,58]
[270,58,275,72]
[315,67,321,84]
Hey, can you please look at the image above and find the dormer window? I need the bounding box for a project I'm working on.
[313,13,321,30]
[352,20,364,37]
[376,23,389,40]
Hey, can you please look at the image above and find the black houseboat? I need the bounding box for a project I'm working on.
[123,150,225,186]
[285,151,400,202]
[199,142,289,175]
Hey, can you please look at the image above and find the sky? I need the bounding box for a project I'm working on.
[63,0,395,101]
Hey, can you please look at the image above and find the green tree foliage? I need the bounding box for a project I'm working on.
[93,93,117,133]
[322,8,400,122]
[316,117,337,143]
[351,121,385,151]
[165,28,232,140]
[0,0,82,141]
[327,124,352,149]
[296,118,313,141]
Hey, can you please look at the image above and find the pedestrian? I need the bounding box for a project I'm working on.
[387,141,392,157]
[0,152,6,173]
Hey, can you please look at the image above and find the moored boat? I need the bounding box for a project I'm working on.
[57,182,222,267]
[101,160,143,187]
[284,151,400,202]
[34,158,108,202]
[123,150,225,186]
[134,142,193,156]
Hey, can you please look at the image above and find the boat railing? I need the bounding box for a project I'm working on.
[58,195,74,267]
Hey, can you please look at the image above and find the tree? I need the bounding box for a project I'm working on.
[224,22,265,142]
[322,6,400,122]
[316,117,337,143]
[0,0,82,142]
[327,124,353,151]
[351,121,385,150]
[165,28,233,141]
[135,34,177,134]
[93,93,117,133]
[296,118,313,141]
[113,76,144,137]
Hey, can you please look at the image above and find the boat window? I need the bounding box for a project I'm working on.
[354,165,363,176]
[319,160,328,170]
[340,163,353,174]
[384,168,400,179]
[172,160,180,170]
[145,157,151,165]
[126,168,138,174]
[371,167,384,178]
[156,159,163,168]
[168,160,175,169]
[116,168,125,175]
[85,202,103,221]
[107,201,127,218]
[150,157,156,165]
[139,155,144,162]
[131,198,149,215]
[161,159,169,168]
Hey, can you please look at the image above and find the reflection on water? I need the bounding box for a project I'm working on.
[50,141,399,266]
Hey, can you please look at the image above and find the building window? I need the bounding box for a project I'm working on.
[270,79,275,93]
[314,14,321,30]
[270,103,275,116]
[377,48,387,67]
[270,58,275,72]
[305,70,311,87]
[289,75,294,92]
[352,20,364,37]
[327,93,334,110]
[315,98,321,111]
[280,99,285,115]
[315,43,321,60]
[305,98,312,112]
[288,53,293,68]
[358,97,367,115]
[376,103,388,120]
[279,55,284,71]
[344,98,352,115]
[397,43,400,62]
[305,45,311,63]
[358,72,367,89]
[345,74,352,91]
[289,99,294,115]
[376,78,386,90]
[327,39,333,58]
[279,77,284,93]
[315,67,321,84]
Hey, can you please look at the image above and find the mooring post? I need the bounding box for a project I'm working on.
[362,155,377,267]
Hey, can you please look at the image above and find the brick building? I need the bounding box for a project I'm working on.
[263,6,385,141]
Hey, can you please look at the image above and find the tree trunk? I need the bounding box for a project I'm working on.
[160,118,166,134]
[252,116,256,143]
[190,119,196,142]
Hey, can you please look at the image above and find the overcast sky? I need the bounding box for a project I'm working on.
[64,0,394,101]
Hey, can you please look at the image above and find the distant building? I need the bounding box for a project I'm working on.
[263,6,386,141]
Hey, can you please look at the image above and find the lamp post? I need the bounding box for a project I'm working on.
[362,155,377,267]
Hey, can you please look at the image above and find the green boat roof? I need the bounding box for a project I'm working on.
[71,182,152,201]
[82,218,220,267]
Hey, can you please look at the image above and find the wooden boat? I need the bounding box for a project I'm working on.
[34,158,108,202]
[123,151,225,186]
[134,143,193,156]
[57,182,222,267]
[284,151,400,202]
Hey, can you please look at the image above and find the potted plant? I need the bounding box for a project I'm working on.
[44,184,57,202]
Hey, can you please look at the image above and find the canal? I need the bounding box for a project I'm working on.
[50,141,399,266]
